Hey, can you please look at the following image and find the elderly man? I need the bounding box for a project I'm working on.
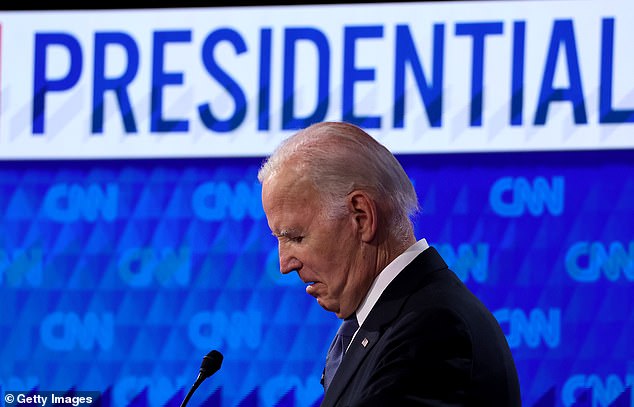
[258,122,521,406]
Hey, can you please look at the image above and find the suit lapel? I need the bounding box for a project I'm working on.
[321,328,380,406]
[320,247,449,407]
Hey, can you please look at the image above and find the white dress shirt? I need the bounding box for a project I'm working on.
[347,238,429,349]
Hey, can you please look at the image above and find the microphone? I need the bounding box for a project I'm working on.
[180,350,223,407]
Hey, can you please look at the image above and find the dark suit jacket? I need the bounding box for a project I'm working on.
[321,247,521,407]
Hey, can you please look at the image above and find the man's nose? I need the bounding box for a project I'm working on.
[278,246,301,274]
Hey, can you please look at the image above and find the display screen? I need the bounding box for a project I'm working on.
[1,1,633,406]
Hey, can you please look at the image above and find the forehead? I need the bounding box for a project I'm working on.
[262,168,321,229]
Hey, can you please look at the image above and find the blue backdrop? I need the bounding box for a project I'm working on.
[1,149,633,406]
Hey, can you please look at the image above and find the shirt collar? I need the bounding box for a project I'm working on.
[355,238,429,326]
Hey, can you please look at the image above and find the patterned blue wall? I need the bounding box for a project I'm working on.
[1,149,633,406]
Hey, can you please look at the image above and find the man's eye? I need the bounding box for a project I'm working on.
[290,236,304,243]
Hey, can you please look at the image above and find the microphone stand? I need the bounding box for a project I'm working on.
[180,350,223,407]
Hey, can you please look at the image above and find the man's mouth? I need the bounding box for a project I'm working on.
[305,281,319,296]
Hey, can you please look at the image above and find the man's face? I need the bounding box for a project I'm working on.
[261,167,373,318]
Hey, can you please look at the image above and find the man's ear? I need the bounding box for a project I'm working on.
[347,191,377,243]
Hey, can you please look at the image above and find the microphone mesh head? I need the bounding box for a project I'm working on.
[199,350,223,378]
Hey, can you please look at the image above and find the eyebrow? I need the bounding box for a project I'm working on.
[272,228,300,238]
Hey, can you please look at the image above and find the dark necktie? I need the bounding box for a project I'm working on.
[323,315,359,393]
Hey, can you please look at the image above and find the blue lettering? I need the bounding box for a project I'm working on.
[118,247,191,287]
[562,374,634,407]
[32,33,83,134]
[566,241,634,282]
[599,18,634,124]
[587,375,629,407]
[188,310,262,350]
[192,181,264,221]
[510,21,526,126]
[43,183,118,222]
[40,312,114,351]
[92,32,139,133]
[534,19,587,125]
[455,22,504,127]
[258,28,273,131]
[342,26,383,128]
[393,24,444,128]
[198,29,248,132]
[436,243,488,283]
[562,375,586,407]
[495,308,561,349]
[151,30,191,133]
[282,28,330,129]
[489,176,564,217]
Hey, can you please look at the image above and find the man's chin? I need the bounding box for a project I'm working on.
[316,298,338,314]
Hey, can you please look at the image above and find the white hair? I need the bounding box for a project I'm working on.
[258,122,419,241]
